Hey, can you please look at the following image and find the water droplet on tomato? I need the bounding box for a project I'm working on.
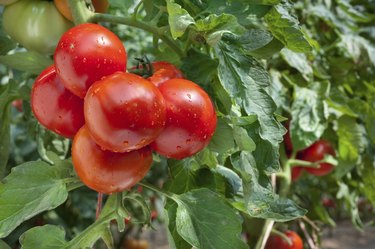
[83,58,87,63]
[176,146,182,150]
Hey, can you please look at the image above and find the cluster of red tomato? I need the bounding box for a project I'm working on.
[31,23,217,194]
[284,122,336,181]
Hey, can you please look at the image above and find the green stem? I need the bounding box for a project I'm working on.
[90,13,185,57]
[68,0,94,25]
[254,219,275,249]
[288,159,320,168]
[279,159,292,197]
[138,182,174,199]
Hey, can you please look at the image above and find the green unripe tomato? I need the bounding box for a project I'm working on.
[2,0,73,54]
[0,0,18,5]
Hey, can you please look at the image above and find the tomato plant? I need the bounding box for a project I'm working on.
[0,0,375,249]
[265,231,303,249]
[31,65,85,138]
[2,0,73,54]
[84,72,166,153]
[151,78,217,159]
[54,23,127,98]
[72,126,153,194]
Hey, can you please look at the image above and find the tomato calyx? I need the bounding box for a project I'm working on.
[129,56,154,78]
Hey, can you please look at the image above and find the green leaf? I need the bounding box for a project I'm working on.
[337,116,363,164]
[215,38,284,145]
[231,152,306,221]
[165,202,191,249]
[248,0,280,4]
[0,160,72,238]
[0,106,10,179]
[265,5,312,52]
[108,0,136,10]
[181,49,218,86]
[233,126,256,152]
[214,165,242,195]
[0,32,16,55]
[208,118,235,154]
[361,154,375,207]
[166,0,195,39]
[290,82,329,150]
[337,0,374,23]
[0,52,52,75]
[164,159,199,194]
[338,34,375,66]
[0,239,11,249]
[280,48,313,80]
[195,14,245,46]
[173,188,248,249]
[20,225,67,249]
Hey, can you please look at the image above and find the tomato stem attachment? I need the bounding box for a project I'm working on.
[68,0,94,25]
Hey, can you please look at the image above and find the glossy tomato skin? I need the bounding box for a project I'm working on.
[148,61,183,87]
[2,0,73,54]
[291,167,303,181]
[54,0,109,21]
[151,79,217,159]
[84,72,166,153]
[265,231,303,249]
[31,65,84,138]
[72,126,153,194]
[54,23,127,98]
[297,140,335,176]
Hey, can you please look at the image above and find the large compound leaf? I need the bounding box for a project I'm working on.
[265,4,312,52]
[166,0,195,39]
[215,37,284,145]
[231,152,306,221]
[290,82,329,151]
[0,160,72,238]
[173,189,248,249]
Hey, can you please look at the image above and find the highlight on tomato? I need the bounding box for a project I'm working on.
[84,72,166,153]
[72,126,153,194]
[151,78,217,159]
[54,23,127,98]
[31,65,85,138]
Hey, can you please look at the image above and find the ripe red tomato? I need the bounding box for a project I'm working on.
[297,140,335,176]
[151,79,217,159]
[84,72,166,153]
[265,231,303,249]
[147,61,183,87]
[291,167,303,181]
[54,23,127,98]
[31,65,84,138]
[72,126,153,194]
